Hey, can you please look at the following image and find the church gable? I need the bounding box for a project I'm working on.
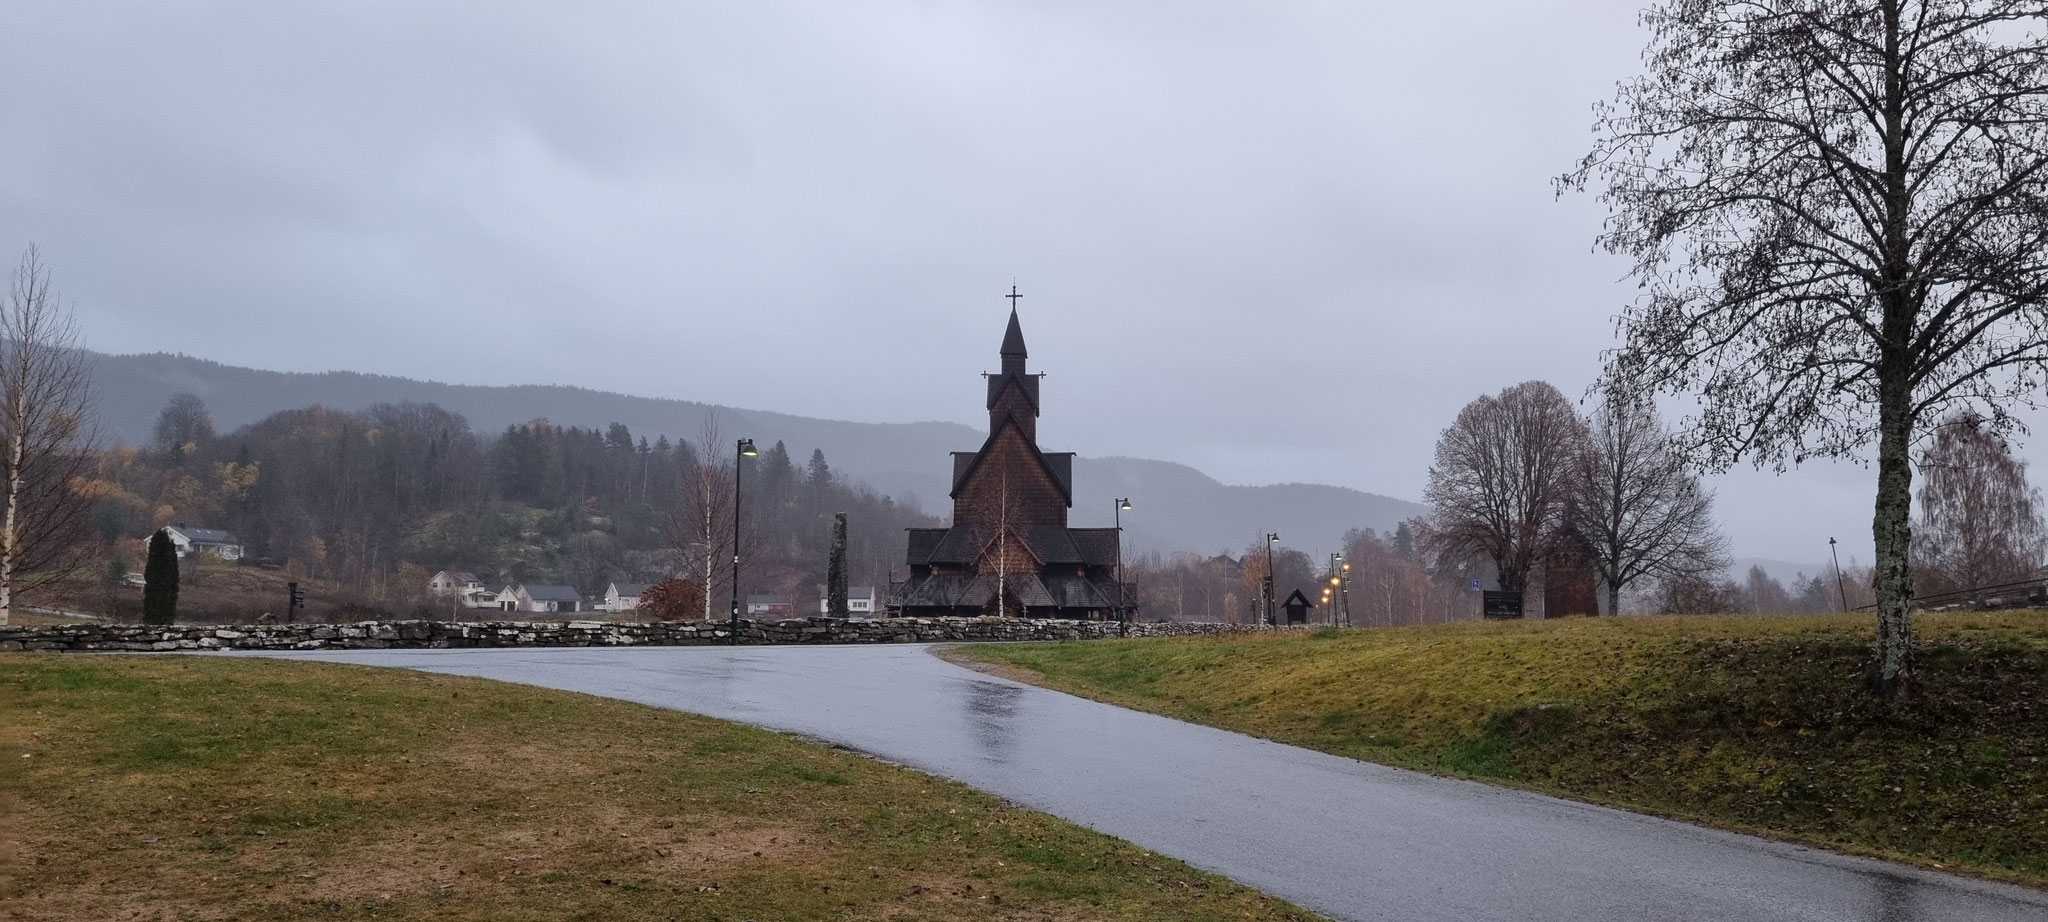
[950,416,1072,511]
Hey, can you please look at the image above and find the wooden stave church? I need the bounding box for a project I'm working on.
[889,303,1131,619]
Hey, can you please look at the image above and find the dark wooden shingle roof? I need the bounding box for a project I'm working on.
[985,372,1040,410]
[1069,528,1120,566]
[1000,307,1027,357]
[905,528,948,564]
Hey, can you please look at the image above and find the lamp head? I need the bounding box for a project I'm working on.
[1267,533,1279,543]
[738,438,758,457]
[1118,498,1132,511]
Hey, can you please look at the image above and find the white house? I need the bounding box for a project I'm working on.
[491,586,520,611]
[817,586,878,616]
[162,525,244,561]
[745,593,791,616]
[428,570,495,608]
[515,584,583,613]
[602,582,651,613]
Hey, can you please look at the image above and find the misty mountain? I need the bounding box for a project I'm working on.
[88,350,1423,555]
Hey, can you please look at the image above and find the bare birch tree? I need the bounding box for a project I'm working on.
[1562,0,2048,696]
[1423,381,1586,616]
[1913,409,2047,594]
[0,246,97,625]
[1570,394,1729,616]
[672,416,747,620]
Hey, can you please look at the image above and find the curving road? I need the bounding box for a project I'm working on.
[245,644,2048,922]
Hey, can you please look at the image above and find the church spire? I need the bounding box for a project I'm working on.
[988,286,1038,442]
[1000,285,1027,360]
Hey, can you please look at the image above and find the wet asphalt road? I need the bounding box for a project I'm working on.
[246,643,2048,922]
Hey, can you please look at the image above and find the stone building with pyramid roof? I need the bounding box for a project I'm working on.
[891,301,1130,619]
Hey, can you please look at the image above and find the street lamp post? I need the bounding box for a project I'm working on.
[1114,498,1132,636]
[1330,553,1344,627]
[729,438,758,645]
[1829,536,1849,611]
[1264,532,1280,626]
[1340,559,1351,627]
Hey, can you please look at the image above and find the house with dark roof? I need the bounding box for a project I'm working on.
[892,300,1133,620]
[162,524,244,561]
[602,582,652,613]
[514,584,583,613]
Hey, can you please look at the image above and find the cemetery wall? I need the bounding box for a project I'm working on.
[0,616,1291,652]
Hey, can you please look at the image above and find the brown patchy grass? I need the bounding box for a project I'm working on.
[0,654,1324,921]
[960,610,2048,888]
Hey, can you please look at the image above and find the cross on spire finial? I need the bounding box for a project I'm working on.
[1006,284,1021,312]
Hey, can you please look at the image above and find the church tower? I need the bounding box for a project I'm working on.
[986,303,1038,442]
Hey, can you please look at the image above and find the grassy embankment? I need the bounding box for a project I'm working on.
[960,611,2048,886]
[0,655,1321,921]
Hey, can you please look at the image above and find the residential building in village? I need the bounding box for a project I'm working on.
[602,582,651,613]
[817,586,879,616]
[515,584,582,613]
[162,524,244,561]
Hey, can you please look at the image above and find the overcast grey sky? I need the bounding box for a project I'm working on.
[5,0,2030,567]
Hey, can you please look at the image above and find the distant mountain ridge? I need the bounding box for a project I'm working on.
[87,351,1424,555]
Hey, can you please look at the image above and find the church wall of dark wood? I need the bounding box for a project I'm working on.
[952,427,1067,535]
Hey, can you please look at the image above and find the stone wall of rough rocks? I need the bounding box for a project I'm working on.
[0,616,1291,652]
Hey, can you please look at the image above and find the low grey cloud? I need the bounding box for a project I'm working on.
[2,0,2023,568]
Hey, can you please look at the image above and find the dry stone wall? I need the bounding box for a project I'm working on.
[0,617,1292,652]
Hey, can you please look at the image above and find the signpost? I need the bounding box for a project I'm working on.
[1481,590,1523,620]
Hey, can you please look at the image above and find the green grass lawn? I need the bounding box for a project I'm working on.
[0,654,1323,922]
[958,611,2048,887]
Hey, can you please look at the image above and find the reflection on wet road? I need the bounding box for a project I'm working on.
[247,644,2048,922]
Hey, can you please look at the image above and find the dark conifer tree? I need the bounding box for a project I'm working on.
[142,528,179,625]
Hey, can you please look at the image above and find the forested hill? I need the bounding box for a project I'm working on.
[90,351,973,503]
[89,350,1423,554]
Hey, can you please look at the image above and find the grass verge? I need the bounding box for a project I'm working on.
[956,611,2048,887]
[0,654,1323,921]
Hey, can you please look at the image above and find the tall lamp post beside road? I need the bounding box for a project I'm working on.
[1327,553,1343,626]
[1114,498,1132,634]
[1340,558,1351,627]
[728,438,758,645]
[1329,553,1346,627]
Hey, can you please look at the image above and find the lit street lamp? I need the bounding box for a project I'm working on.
[729,438,758,645]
